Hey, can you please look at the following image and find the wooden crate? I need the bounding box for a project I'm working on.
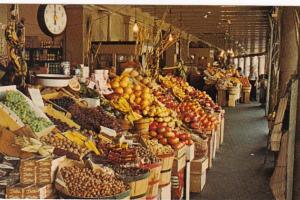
[228,94,237,107]
[207,134,214,169]
[172,154,186,173]
[217,89,227,107]
[185,162,191,200]
[242,91,251,104]
[220,110,225,145]
[160,183,171,200]
[185,143,195,162]
[190,157,209,174]
[212,130,217,159]
[190,171,207,193]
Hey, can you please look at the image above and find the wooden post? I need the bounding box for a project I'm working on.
[288,79,298,200]
[266,15,274,116]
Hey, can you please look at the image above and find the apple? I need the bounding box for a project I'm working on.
[179,134,187,140]
[168,137,180,145]
[157,127,167,134]
[149,122,158,131]
[149,131,157,137]
[184,116,191,123]
[164,131,175,138]
[159,138,168,145]
[156,134,164,140]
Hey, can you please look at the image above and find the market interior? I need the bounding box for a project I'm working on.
[0,4,299,200]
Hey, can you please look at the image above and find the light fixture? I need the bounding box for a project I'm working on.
[133,6,139,33]
[168,33,173,42]
[133,21,139,33]
[204,14,208,19]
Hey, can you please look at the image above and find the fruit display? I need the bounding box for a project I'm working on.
[153,89,179,110]
[186,90,221,112]
[177,101,217,132]
[60,165,129,198]
[41,134,90,159]
[47,115,70,132]
[144,139,174,156]
[110,70,155,115]
[239,77,251,87]
[51,96,75,110]
[134,145,161,164]
[68,104,122,132]
[111,165,149,177]
[1,91,53,132]
[79,83,99,98]
[107,147,137,165]
[149,121,185,150]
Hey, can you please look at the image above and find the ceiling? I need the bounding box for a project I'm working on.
[137,5,273,55]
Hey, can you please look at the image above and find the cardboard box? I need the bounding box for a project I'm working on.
[6,183,32,199]
[185,143,195,161]
[190,157,208,174]
[24,184,47,199]
[190,171,206,193]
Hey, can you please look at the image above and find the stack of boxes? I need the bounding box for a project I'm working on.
[6,156,65,199]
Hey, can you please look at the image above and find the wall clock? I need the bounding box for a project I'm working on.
[37,5,67,37]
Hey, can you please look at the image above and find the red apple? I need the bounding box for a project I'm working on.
[149,131,157,137]
[168,137,180,145]
[159,138,168,145]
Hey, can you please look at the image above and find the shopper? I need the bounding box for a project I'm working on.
[248,66,258,101]
[237,67,244,76]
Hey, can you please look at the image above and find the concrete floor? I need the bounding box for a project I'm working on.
[190,103,275,200]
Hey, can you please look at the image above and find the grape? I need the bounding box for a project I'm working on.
[2,91,52,132]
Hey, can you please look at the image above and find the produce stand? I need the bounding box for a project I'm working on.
[0,64,226,199]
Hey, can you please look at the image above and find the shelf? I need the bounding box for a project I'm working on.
[30,60,62,63]
[25,47,62,50]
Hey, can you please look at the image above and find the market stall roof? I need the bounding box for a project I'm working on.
[137,5,273,55]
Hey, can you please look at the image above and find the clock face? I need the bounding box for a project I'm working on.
[43,5,67,35]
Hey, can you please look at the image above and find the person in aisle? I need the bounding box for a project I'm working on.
[237,67,244,76]
[248,66,258,101]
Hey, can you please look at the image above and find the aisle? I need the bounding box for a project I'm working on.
[191,103,274,200]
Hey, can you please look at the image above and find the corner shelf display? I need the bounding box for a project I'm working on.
[25,46,63,74]
[91,41,137,72]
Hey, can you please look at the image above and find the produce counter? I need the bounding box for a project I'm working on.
[0,68,226,199]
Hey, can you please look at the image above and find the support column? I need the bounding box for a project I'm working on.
[243,56,247,75]
[238,58,240,68]
[107,13,111,41]
[277,7,299,200]
[258,56,261,75]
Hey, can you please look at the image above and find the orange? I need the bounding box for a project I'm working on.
[135,90,142,97]
[124,87,133,95]
[111,80,120,89]
[135,97,142,105]
[134,84,142,91]
[114,87,124,95]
